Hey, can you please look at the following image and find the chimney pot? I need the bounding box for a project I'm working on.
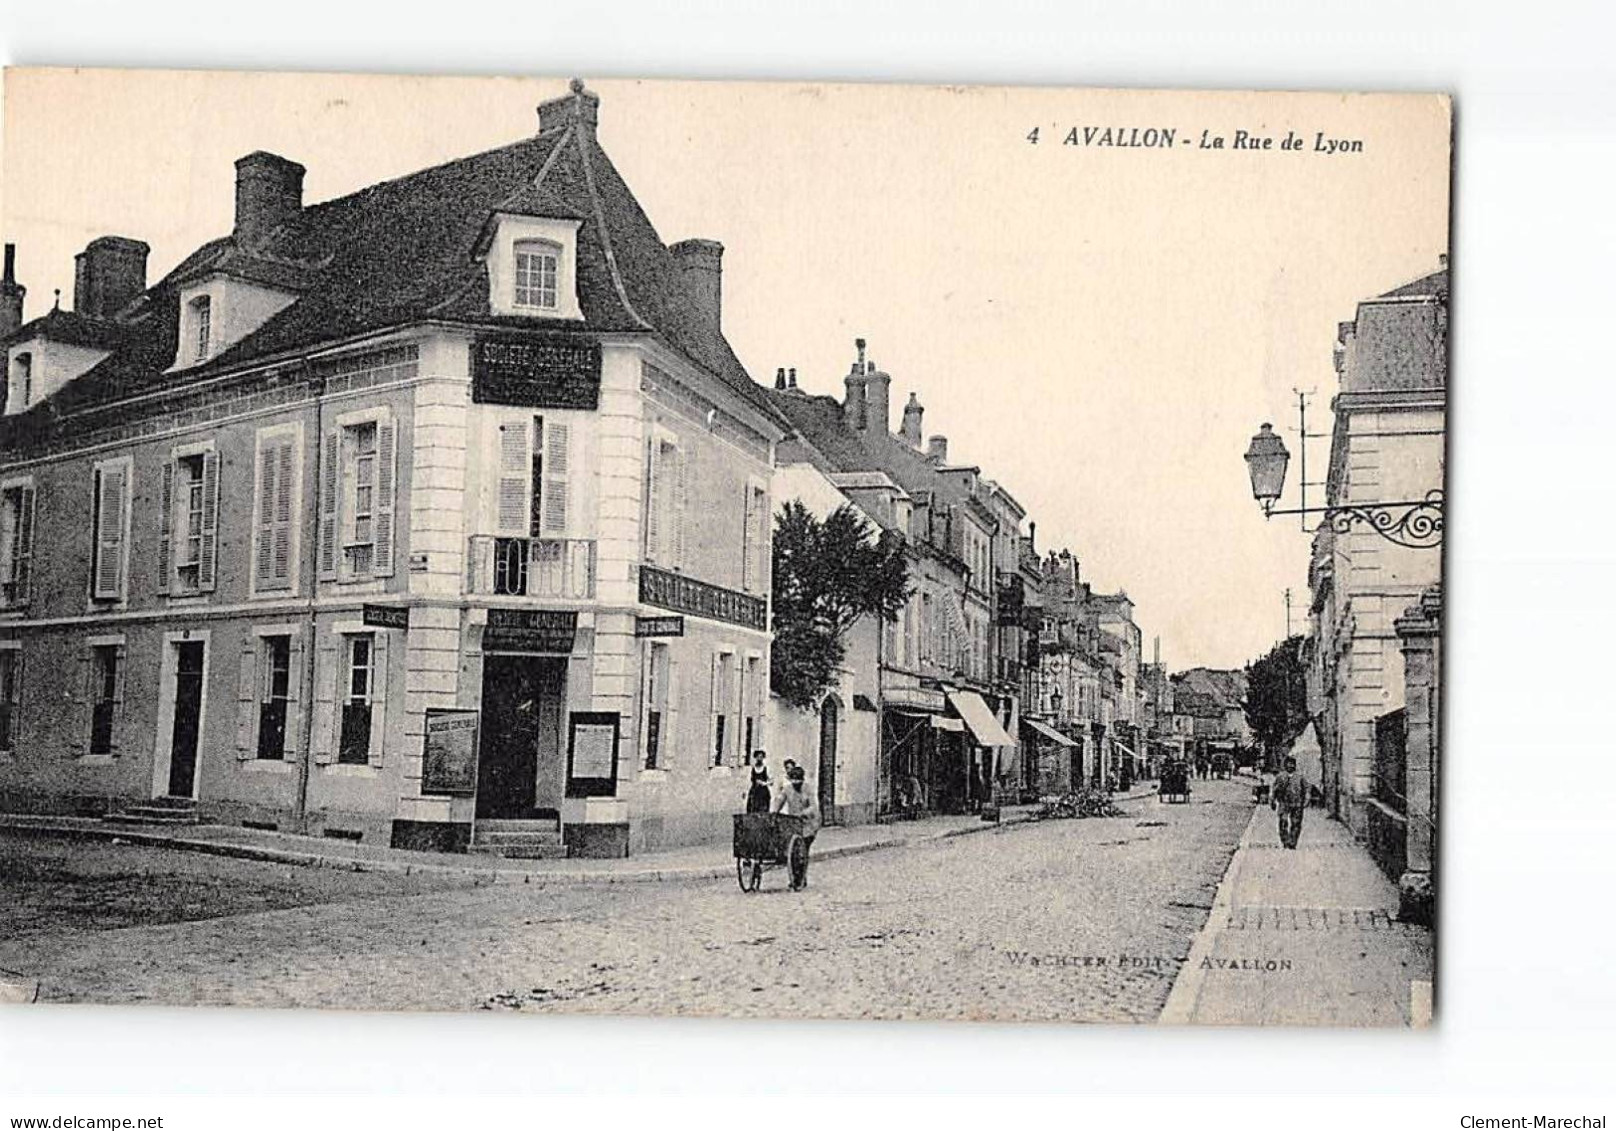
[670,238,724,336]
[234,151,305,247]
[73,236,149,320]
[537,79,601,135]
[0,244,23,338]
[788,367,797,389]
[900,390,924,447]
[927,434,949,464]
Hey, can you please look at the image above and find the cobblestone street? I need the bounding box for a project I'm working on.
[1,782,1253,1022]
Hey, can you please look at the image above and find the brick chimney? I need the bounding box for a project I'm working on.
[927,434,949,464]
[73,236,149,320]
[900,391,924,447]
[0,245,23,337]
[234,151,305,247]
[670,238,724,336]
[863,361,891,437]
[537,78,600,136]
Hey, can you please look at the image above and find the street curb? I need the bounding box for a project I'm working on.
[1158,800,1260,1025]
[0,812,1039,887]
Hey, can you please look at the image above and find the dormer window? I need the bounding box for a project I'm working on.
[191,296,212,361]
[513,240,560,310]
[485,215,583,320]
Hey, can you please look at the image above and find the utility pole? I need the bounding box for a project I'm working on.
[1284,587,1292,639]
[1292,388,1328,533]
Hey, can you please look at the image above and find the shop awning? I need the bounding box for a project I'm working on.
[932,715,965,732]
[945,689,1017,747]
[1022,718,1076,747]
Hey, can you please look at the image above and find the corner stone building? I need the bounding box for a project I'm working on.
[0,84,784,857]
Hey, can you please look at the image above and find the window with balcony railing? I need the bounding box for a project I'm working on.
[469,535,595,599]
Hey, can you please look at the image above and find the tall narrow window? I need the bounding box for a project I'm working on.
[338,634,374,765]
[254,431,298,593]
[11,352,31,410]
[92,460,132,601]
[257,635,292,760]
[645,431,685,568]
[741,483,768,594]
[643,642,670,770]
[742,655,761,764]
[343,422,377,578]
[0,483,34,607]
[191,296,212,362]
[89,645,119,756]
[711,652,735,768]
[174,455,206,594]
[0,650,18,752]
[513,240,560,310]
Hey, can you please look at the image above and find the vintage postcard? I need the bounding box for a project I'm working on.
[0,68,1448,1025]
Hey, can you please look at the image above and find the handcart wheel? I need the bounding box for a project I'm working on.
[736,856,762,893]
[785,835,807,891]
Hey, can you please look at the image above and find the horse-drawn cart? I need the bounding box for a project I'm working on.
[1159,761,1192,804]
[733,812,808,892]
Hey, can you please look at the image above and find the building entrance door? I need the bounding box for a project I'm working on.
[476,655,566,819]
[817,697,838,825]
[168,641,206,798]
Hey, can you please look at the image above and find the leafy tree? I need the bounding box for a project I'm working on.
[1243,634,1309,762]
[770,501,911,710]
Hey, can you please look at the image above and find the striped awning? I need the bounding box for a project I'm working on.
[1022,718,1076,747]
[945,689,1016,747]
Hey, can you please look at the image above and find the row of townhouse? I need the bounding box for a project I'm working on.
[0,82,788,856]
[764,347,1153,818]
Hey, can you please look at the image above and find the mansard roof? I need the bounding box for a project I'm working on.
[1,86,776,449]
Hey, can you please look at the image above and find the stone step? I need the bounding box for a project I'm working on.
[474,829,564,847]
[105,804,204,826]
[143,795,199,810]
[474,818,560,833]
[468,841,569,859]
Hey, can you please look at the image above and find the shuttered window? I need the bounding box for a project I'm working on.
[741,481,768,594]
[0,649,19,753]
[644,428,684,567]
[254,430,299,593]
[320,413,396,581]
[0,482,35,607]
[496,414,571,539]
[92,459,133,601]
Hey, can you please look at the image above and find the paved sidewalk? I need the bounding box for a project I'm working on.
[0,802,1061,885]
[1160,799,1434,1027]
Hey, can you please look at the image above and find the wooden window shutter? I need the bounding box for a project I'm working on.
[662,654,680,769]
[67,647,89,755]
[317,429,340,580]
[109,643,126,754]
[235,635,259,759]
[93,466,127,600]
[496,420,530,535]
[373,419,397,577]
[644,435,663,561]
[198,450,221,592]
[310,635,339,764]
[14,485,34,603]
[741,487,756,592]
[541,421,570,535]
[283,632,305,760]
[368,632,390,766]
[255,441,277,589]
[272,441,295,587]
[157,461,174,594]
[673,446,688,567]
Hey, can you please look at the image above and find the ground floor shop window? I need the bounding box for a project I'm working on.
[89,645,120,756]
[258,635,292,760]
[339,633,374,764]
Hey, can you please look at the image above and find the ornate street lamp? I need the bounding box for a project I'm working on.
[1243,422,1444,549]
[1244,423,1290,517]
[1049,686,1063,723]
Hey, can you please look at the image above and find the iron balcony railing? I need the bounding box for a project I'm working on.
[467,535,596,599]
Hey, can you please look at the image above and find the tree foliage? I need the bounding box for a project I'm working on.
[770,501,911,711]
[1243,634,1309,758]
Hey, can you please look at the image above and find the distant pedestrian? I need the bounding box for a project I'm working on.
[745,749,772,814]
[773,765,821,890]
[1271,755,1307,849]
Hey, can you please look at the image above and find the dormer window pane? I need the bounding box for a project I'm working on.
[514,240,559,310]
[192,296,212,361]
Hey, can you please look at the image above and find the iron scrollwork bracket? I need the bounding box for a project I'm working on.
[1323,490,1445,548]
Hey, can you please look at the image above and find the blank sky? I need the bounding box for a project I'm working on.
[1,69,1450,670]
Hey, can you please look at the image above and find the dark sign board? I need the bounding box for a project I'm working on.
[639,565,767,632]
[566,711,620,799]
[362,603,410,630]
[471,335,601,410]
[634,615,685,638]
[421,709,480,795]
[482,608,578,653]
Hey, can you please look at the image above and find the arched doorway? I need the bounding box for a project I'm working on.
[818,697,839,825]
